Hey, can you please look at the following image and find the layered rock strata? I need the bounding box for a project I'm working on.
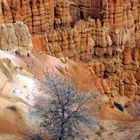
[0,0,139,33]
[0,0,139,112]
[0,0,55,34]
[0,21,32,51]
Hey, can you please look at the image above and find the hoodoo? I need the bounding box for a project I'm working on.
[0,0,139,140]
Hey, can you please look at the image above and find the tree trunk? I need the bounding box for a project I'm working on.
[59,107,65,140]
[59,130,64,140]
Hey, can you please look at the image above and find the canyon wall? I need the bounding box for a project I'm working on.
[0,0,55,33]
[0,0,93,32]
[0,0,139,101]
[0,2,139,139]
[0,0,139,33]
[40,0,140,101]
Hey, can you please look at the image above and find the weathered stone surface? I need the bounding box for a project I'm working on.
[0,1,140,139]
[0,0,139,102]
[0,0,55,34]
[0,21,32,51]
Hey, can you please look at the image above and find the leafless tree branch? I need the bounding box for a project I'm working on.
[35,71,99,140]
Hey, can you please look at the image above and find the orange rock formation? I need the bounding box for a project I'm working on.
[0,0,139,139]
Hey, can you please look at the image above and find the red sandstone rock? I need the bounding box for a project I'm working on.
[123,47,132,65]
[32,35,44,52]
[0,0,139,121]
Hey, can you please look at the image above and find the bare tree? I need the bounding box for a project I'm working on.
[35,72,98,140]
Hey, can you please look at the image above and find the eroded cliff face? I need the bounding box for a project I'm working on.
[0,0,139,112]
[0,21,139,139]
[0,0,139,32]
[37,0,139,103]
[0,0,54,34]
[0,21,32,50]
